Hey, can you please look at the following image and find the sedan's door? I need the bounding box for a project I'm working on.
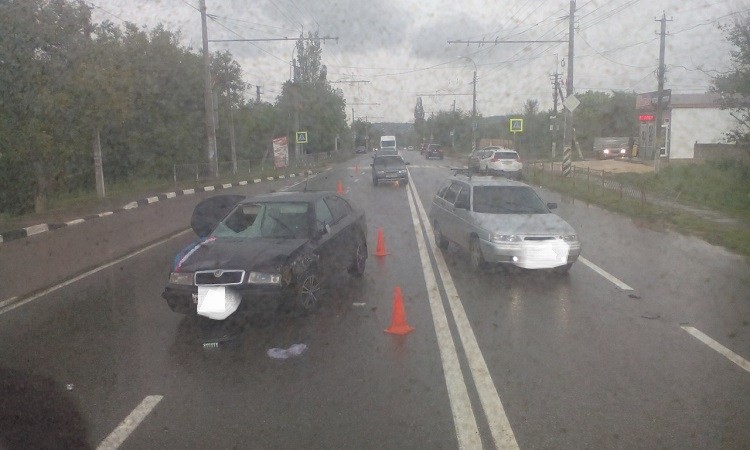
[451,183,474,250]
[312,196,351,279]
[439,181,464,246]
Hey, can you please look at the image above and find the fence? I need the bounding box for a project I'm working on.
[172,152,337,185]
[527,161,648,203]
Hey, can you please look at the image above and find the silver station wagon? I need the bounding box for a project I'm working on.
[428,173,581,272]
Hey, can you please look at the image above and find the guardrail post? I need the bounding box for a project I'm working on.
[586,167,590,192]
[619,181,623,199]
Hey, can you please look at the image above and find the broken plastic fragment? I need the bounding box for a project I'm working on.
[267,343,308,359]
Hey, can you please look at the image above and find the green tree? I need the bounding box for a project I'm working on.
[276,32,348,156]
[414,97,426,143]
[0,0,93,213]
[712,15,750,149]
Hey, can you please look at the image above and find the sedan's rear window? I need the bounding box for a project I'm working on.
[494,152,518,160]
[472,186,548,214]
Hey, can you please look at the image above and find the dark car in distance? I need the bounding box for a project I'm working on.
[371,154,409,186]
[162,191,368,320]
[425,143,444,160]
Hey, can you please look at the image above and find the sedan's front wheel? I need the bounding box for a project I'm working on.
[470,237,487,271]
[348,237,367,277]
[294,271,322,315]
[434,222,449,250]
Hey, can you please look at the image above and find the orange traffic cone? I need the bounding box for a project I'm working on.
[336,180,344,194]
[373,227,389,256]
[385,286,414,335]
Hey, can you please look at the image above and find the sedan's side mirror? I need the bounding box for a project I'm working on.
[547,202,558,210]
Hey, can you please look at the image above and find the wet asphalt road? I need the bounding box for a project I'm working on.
[0,152,749,449]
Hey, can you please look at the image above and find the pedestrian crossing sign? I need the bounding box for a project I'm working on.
[510,118,523,133]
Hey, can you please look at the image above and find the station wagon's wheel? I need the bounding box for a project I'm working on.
[434,222,449,250]
[348,236,367,277]
[470,237,486,270]
[295,270,322,314]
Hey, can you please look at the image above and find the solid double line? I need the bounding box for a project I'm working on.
[404,169,518,450]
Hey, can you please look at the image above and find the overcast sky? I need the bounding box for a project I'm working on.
[91,0,749,123]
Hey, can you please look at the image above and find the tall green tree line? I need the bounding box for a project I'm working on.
[0,2,348,215]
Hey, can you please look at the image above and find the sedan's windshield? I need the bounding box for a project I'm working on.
[472,186,549,214]
[212,202,310,239]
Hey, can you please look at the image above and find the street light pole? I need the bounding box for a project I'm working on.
[199,0,218,178]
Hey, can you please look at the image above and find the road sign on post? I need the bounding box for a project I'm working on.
[296,131,308,144]
[509,118,523,133]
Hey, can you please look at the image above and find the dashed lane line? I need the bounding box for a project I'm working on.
[96,395,163,450]
[681,326,750,374]
[578,256,633,290]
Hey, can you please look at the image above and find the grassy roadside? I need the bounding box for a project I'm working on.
[0,153,352,232]
[525,165,750,258]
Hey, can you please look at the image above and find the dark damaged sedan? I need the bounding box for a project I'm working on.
[162,191,368,320]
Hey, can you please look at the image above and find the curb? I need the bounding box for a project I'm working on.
[0,170,315,245]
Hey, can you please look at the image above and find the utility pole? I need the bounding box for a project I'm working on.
[563,0,576,174]
[199,0,219,178]
[550,65,561,159]
[256,85,262,103]
[472,68,477,153]
[654,12,671,172]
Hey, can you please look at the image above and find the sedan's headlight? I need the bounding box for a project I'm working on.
[169,272,194,285]
[491,234,522,243]
[377,170,385,175]
[398,169,406,174]
[247,272,281,285]
[562,234,578,243]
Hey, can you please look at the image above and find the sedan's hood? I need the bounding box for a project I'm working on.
[473,212,576,236]
[175,237,310,272]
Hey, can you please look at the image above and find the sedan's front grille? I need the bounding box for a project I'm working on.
[195,270,245,286]
[523,236,555,241]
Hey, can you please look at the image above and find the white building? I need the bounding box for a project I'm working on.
[667,93,736,159]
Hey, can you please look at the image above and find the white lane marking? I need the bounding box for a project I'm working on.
[66,218,86,226]
[578,256,633,290]
[682,326,750,373]
[183,188,195,195]
[0,230,192,316]
[146,196,159,203]
[96,395,163,450]
[165,192,176,199]
[407,174,519,449]
[204,186,215,191]
[405,183,482,449]
[0,297,18,309]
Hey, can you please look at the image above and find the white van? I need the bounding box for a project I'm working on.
[380,135,396,151]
